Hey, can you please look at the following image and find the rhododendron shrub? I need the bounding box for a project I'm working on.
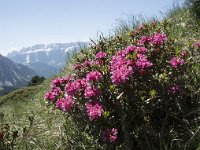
[45,22,198,149]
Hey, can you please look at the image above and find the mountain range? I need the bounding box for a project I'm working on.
[0,54,36,95]
[7,42,88,77]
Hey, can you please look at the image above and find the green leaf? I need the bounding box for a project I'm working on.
[109,85,115,92]
[149,89,157,98]
[175,46,180,56]
[103,111,110,117]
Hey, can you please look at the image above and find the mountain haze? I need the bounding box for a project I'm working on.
[0,54,36,95]
[7,42,88,77]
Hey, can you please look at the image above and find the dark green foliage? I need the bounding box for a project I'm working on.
[28,76,45,86]
[186,0,200,19]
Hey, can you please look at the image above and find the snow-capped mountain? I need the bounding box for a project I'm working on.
[7,42,88,77]
[0,54,36,95]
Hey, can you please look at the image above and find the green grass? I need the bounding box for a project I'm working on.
[0,83,69,149]
[0,72,95,149]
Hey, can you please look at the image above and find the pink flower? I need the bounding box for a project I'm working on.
[80,78,87,88]
[84,86,100,99]
[137,33,167,46]
[135,54,152,69]
[86,71,102,82]
[44,92,55,101]
[83,60,91,67]
[51,76,71,87]
[110,50,134,85]
[61,76,71,84]
[116,49,126,56]
[56,96,75,112]
[133,25,144,35]
[102,128,118,143]
[134,29,140,35]
[51,77,63,87]
[86,101,103,121]
[44,87,61,101]
[151,33,167,45]
[180,50,187,58]
[124,45,137,54]
[137,46,148,53]
[73,63,82,70]
[137,36,151,45]
[193,42,200,48]
[65,80,81,95]
[111,64,133,85]
[96,51,107,59]
[169,57,184,68]
[83,60,102,67]
[169,84,180,94]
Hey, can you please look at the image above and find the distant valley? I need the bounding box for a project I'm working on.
[0,54,36,95]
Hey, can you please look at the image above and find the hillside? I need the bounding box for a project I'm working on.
[7,42,88,77]
[0,54,36,95]
[0,6,200,149]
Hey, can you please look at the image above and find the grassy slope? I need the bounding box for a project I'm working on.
[0,83,68,149]
[0,6,199,149]
[0,69,90,149]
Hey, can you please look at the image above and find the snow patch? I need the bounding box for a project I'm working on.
[48,60,56,66]
[65,46,78,53]
[4,81,13,87]
[26,55,30,63]
[35,53,39,62]
[22,48,52,54]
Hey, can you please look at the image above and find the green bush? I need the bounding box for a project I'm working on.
[28,76,45,86]
[45,20,200,149]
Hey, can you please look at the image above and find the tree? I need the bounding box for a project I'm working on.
[28,76,45,86]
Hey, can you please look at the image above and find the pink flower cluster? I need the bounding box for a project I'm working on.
[137,46,148,53]
[136,54,152,69]
[84,85,100,99]
[44,87,61,101]
[73,63,82,70]
[80,78,87,88]
[44,76,76,112]
[65,79,81,96]
[169,57,184,68]
[86,101,103,121]
[56,96,75,112]
[73,60,102,70]
[169,84,180,94]
[102,128,118,143]
[96,51,107,59]
[125,45,137,54]
[137,33,167,46]
[51,78,62,87]
[137,36,152,45]
[193,42,200,48]
[151,33,167,45]
[86,71,102,82]
[111,50,134,85]
[110,45,152,84]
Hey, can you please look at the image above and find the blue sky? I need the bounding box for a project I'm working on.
[0,0,183,55]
